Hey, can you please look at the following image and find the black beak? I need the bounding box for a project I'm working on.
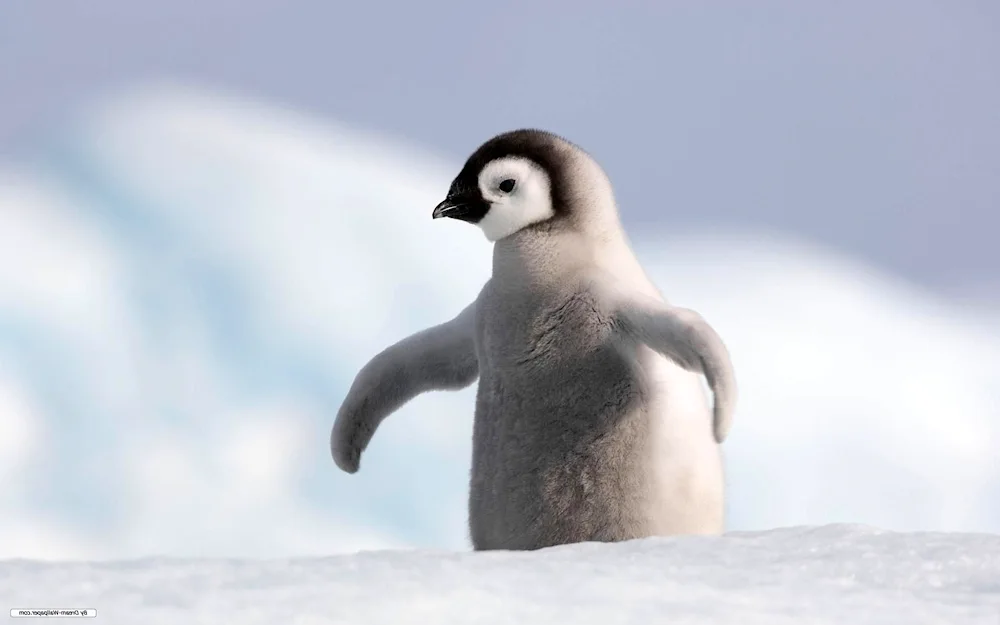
[432,196,471,220]
[431,193,489,222]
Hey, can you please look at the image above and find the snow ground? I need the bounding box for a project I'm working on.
[3,525,998,624]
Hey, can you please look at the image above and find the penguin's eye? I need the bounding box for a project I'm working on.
[498,179,516,193]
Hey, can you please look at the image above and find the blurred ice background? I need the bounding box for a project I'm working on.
[0,1,997,560]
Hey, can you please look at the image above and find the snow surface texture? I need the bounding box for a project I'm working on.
[4,526,999,624]
[0,83,998,561]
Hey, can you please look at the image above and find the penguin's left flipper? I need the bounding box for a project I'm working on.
[330,301,480,473]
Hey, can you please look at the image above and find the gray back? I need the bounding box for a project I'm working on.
[468,251,655,549]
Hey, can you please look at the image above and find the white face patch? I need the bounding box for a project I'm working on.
[476,156,555,242]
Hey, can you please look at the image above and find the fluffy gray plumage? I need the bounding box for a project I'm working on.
[331,129,737,550]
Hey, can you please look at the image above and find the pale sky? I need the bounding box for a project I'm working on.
[2,0,998,292]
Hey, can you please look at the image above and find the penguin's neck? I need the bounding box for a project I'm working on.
[491,216,659,297]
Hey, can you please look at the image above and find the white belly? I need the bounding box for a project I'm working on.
[639,347,725,534]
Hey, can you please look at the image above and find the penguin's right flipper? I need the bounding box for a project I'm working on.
[330,301,480,473]
[598,279,737,444]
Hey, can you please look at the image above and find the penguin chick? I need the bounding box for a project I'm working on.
[331,129,737,550]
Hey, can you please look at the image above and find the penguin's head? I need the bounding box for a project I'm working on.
[433,129,614,242]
